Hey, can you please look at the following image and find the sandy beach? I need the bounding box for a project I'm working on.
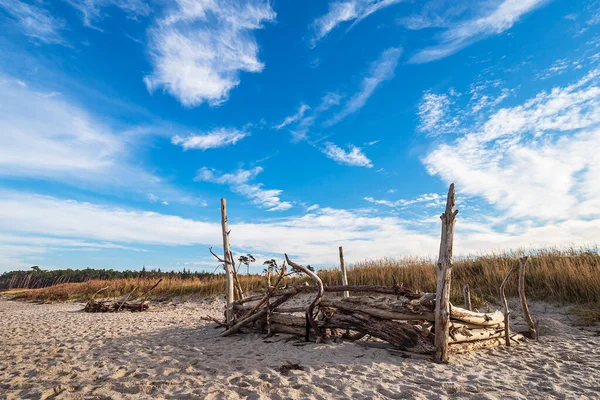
[0,298,599,399]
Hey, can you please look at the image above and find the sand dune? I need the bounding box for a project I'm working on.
[0,298,599,399]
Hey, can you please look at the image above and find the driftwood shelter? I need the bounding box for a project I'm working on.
[211,185,537,363]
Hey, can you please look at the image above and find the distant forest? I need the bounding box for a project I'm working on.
[0,266,216,290]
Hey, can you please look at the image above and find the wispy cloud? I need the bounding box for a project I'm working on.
[322,142,373,167]
[171,128,248,150]
[195,167,292,211]
[409,0,550,64]
[65,0,151,29]
[0,74,207,207]
[308,0,403,47]
[274,104,310,130]
[364,193,442,208]
[423,69,600,220]
[0,0,66,44]
[3,189,600,271]
[144,0,275,107]
[417,92,457,134]
[326,47,402,126]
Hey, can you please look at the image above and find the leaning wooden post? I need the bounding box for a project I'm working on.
[518,256,538,340]
[500,264,518,346]
[463,284,472,311]
[339,246,349,297]
[434,183,458,363]
[221,198,234,327]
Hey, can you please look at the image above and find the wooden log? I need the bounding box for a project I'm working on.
[450,320,504,330]
[288,284,421,298]
[435,183,458,363]
[518,256,538,340]
[322,309,435,354]
[500,264,518,346]
[463,284,472,311]
[339,246,349,298]
[450,307,504,327]
[449,327,505,343]
[285,254,325,340]
[320,298,435,321]
[449,333,525,354]
[220,198,234,327]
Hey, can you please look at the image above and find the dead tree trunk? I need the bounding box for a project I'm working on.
[518,256,537,340]
[434,183,458,363]
[221,198,234,327]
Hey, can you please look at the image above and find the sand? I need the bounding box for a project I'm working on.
[1,298,599,400]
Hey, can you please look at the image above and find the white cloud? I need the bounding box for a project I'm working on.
[423,69,600,221]
[0,77,123,175]
[65,0,151,29]
[308,0,403,47]
[409,0,549,63]
[274,104,310,130]
[2,189,600,271]
[0,0,66,44]
[195,167,292,211]
[144,0,275,107]
[171,128,248,150]
[0,74,208,207]
[322,142,373,168]
[417,92,456,134]
[364,193,442,208]
[326,47,402,126]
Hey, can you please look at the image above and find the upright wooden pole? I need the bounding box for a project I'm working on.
[463,284,472,311]
[339,246,349,297]
[434,183,458,363]
[221,198,234,327]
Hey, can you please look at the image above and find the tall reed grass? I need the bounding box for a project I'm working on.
[6,247,599,306]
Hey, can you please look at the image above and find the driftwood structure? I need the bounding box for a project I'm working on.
[212,184,532,361]
[83,279,162,313]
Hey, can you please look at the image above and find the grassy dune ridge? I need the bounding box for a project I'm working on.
[4,248,599,310]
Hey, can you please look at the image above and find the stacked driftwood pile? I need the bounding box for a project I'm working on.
[83,279,162,313]
[84,298,149,312]
[220,255,525,355]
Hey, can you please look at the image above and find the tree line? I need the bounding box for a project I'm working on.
[0,266,216,290]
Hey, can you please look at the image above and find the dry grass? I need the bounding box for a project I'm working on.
[5,248,599,309]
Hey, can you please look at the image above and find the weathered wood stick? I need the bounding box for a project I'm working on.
[500,264,519,346]
[435,183,458,363]
[285,254,325,341]
[240,263,288,321]
[222,294,292,337]
[518,256,538,340]
[463,284,472,311]
[139,278,163,311]
[116,286,138,312]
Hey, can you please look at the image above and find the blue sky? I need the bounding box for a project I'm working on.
[0,0,599,273]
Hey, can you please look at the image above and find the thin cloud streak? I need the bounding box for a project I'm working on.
[409,0,550,63]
